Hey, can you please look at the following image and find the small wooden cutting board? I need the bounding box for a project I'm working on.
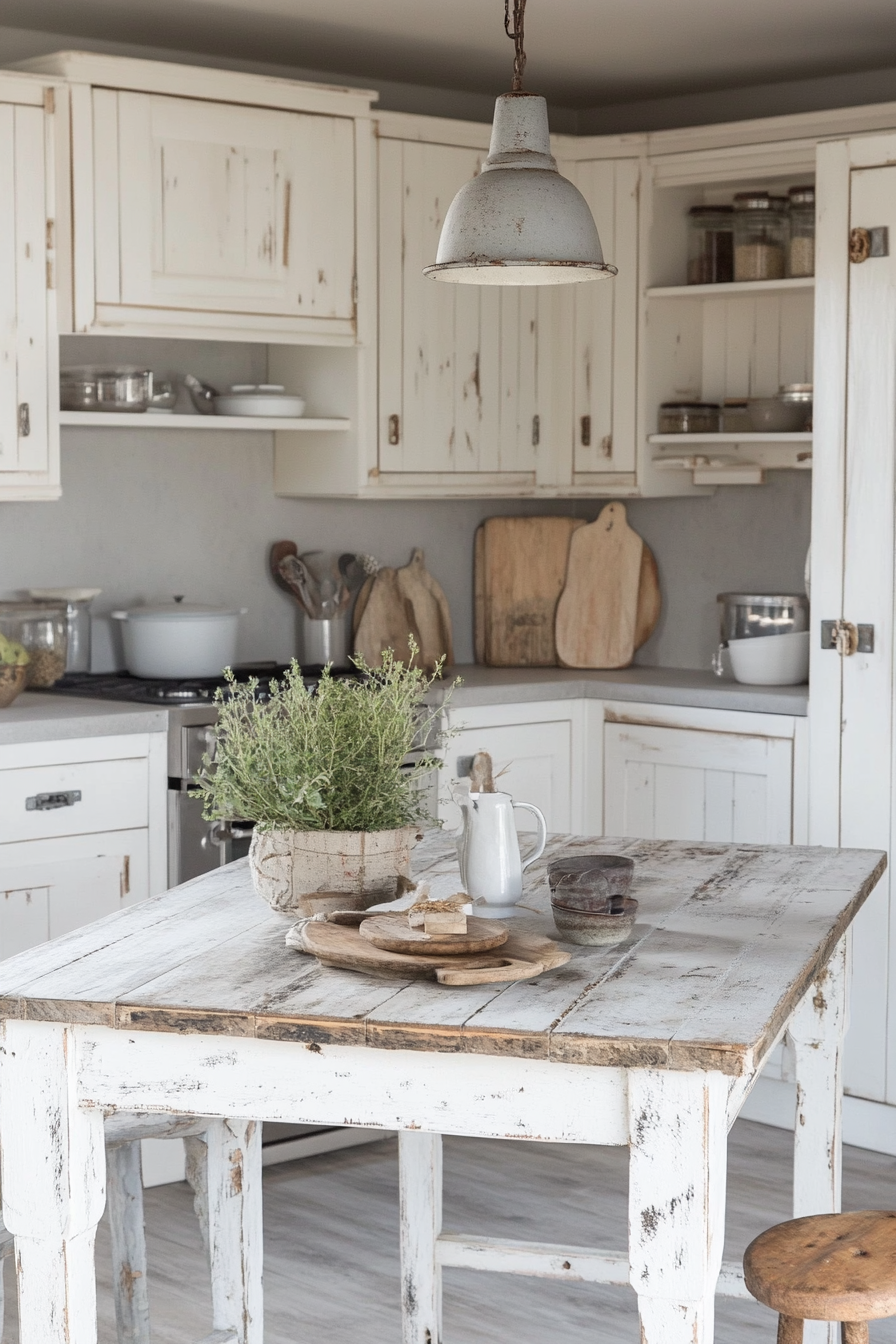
[555,502,645,669]
[359,913,509,956]
[353,548,453,672]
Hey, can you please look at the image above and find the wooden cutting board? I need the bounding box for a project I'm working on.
[475,517,584,666]
[299,920,570,985]
[475,514,661,666]
[353,548,453,672]
[555,502,645,669]
[359,913,509,956]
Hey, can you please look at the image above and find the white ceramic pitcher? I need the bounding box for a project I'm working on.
[455,790,548,917]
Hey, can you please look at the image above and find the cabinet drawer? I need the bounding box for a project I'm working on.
[0,756,149,843]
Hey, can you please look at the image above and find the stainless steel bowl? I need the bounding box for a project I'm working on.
[716,593,810,643]
[61,367,153,413]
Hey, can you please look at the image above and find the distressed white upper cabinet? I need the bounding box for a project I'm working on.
[19,53,375,342]
[0,72,60,501]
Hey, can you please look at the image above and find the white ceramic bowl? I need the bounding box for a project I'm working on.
[213,384,306,418]
[727,631,810,686]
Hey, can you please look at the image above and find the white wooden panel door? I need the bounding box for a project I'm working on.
[438,720,572,836]
[571,158,639,476]
[0,828,149,960]
[604,723,793,843]
[378,137,540,477]
[105,91,355,321]
[0,100,50,482]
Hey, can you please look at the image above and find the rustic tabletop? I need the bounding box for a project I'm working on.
[0,832,884,1075]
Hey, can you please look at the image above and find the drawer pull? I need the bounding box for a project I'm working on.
[26,790,82,812]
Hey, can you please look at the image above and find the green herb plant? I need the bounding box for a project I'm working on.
[193,646,456,834]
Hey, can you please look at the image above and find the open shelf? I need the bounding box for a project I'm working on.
[649,432,812,445]
[647,278,815,299]
[59,412,351,431]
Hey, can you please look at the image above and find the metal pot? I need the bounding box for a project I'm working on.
[111,599,246,679]
[713,592,809,677]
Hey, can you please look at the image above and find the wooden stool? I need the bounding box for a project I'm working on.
[744,1210,896,1344]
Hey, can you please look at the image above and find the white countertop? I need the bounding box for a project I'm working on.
[0,693,168,745]
[439,665,809,716]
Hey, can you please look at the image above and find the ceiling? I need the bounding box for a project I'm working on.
[7,0,896,108]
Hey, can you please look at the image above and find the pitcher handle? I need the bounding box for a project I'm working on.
[513,802,547,872]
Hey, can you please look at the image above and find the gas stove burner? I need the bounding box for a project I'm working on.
[153,684,214,702]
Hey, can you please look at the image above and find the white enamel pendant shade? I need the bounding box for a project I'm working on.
[424,92,617,285]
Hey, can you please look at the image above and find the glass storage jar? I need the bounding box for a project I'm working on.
[787,186,815,277]
[657,402,721,433]
[0,602,68,686]
[687,205,734,284]
[733,193,788,281]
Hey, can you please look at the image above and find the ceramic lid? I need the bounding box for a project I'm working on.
[111,599,244,621]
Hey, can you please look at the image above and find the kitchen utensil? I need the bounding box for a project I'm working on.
[111,599,246,679]
[213,384,306,417]
[455,789,547,918]
[184,374,218,416]
[359,913,509,956]
[747,397,809,433]
[353,548,453,672]
[28,588,101,674]
[147,379,178,413]
[555,502,645,669]
[297,918,569,985]
[0,602,68,686]
[0,664,27,708]
[550,892,638,946]
[548,853,635,898]
[716,593,810,643]
[269,540,299,598]
[278,551,366,619]
[727,630,810,685]
[60,367,153,413]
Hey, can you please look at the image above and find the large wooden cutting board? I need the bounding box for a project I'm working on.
[353,548,453,672]
[555,502,645,669]
[300,920,569,985]
[475,516,584,666]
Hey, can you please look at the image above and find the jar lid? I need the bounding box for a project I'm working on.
[688,205,734,216]
[660,401,721,410]
[788,186,815,205]
[112,601,244,621]
[28,588,102,603]
[733,192,788,210]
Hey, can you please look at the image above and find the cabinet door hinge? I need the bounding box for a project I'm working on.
[821,619,874,655]
[46,260,55,290]
[601,434,612,458]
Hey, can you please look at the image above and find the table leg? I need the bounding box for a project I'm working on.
[399,1130,442,1344]
[788,936,849,1344]
[628,1069,729,1344]
[201,1118,264,1344]
[0,1019,106,1344]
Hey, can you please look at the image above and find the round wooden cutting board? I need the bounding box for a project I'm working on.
[359,913,509,956]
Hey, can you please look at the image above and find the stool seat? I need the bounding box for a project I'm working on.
[745,1211,896,1323]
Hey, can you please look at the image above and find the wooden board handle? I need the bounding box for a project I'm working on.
[435,958,545,986]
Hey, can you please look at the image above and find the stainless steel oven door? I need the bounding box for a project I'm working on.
[167,790,254,888]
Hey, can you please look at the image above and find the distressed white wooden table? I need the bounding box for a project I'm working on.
[0,834,885,1344]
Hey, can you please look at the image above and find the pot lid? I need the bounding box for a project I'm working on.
[112,598,245,620]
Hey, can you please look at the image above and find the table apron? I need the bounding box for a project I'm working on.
[68,1023,631,1145]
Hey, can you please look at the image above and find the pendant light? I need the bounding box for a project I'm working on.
[424,0,616,286]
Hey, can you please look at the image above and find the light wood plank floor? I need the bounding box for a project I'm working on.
[5,1119,896,1343]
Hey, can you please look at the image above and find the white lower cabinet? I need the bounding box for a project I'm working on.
[603,719,794,843]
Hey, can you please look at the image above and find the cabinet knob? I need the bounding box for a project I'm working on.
[17,403,30,438]
[388,414,400,446]
[580,415,591,447]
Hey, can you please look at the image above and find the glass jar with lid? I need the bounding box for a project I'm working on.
[687,205,734,284]
[657,402,721,434]
[787,186,815,277]
[733,192,788,281]
[0,602,68,687]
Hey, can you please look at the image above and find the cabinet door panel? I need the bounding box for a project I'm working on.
[604,722,792,843]
[572,158,639,475]
[113,92,355,319]
[379,138,539,476]
[438,720,572,835]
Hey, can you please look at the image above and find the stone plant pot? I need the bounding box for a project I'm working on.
[249,825,420,915]
[0,664,27,708]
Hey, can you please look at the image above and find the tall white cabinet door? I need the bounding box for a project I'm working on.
[104,91,356,322]
[378,137,542,479]
[0,98,56,497]
[604,723,793,843]
[438,720,573,835]
[570,158,639,477]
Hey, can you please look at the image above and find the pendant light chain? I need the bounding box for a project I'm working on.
[504,0,527,91]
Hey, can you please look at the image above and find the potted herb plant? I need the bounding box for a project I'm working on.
[193,649,453,914]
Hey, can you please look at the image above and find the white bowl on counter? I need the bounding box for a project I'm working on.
[111,601,247,679]
[213,384,306,417]
[727,631,810,686]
